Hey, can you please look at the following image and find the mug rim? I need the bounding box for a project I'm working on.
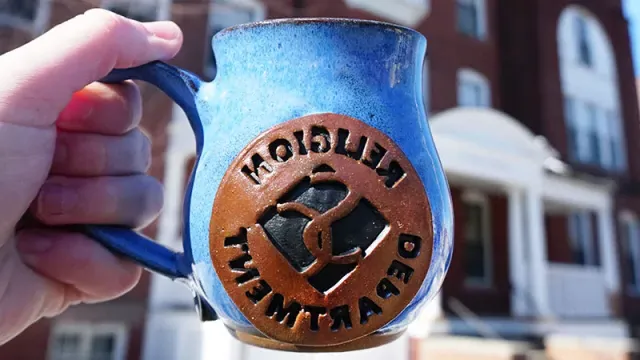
[215,17,422,39]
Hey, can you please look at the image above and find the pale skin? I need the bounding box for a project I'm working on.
[0,9,183,345]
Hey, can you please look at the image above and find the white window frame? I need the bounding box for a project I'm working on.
[47,323,128,360]
[584,102,601,165]
[204,0,265,80]
[607,110,627,171]
[563,97,626,171]
[0,0,51,35]
[101,0,172,22]
[574,11,593,68]
[462,190,492,288]
[568,210,597,267]
[456,0,487,40]
[344,0,430,27]
[564,96,580,161]
[457,68,491,107]
[620,211,640,295]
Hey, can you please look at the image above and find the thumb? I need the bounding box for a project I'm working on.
[0,8,183,127]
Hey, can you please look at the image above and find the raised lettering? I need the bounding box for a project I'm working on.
[235,268,260,285]
[268,138,294,162]
[376,278,400,299]
[304,306,326,331]
[376,160,406,188]
[241,154,273,185]
[226,240,260,285]
[224,229,248,247]
[335,128,367,160]
[358,297,382,324]
[229,253,252,271]
[245,280,272,304]
[387,260,414,284]
[310,126,331,153]
[398,234,422,259]
[329,305,352,331]
[362,142,387,169]
[294,130,307,155]
[265,294,302,328]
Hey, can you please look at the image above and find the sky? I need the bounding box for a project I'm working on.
[624,0,640,75]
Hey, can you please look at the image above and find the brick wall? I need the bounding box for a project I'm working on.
[442,187,511,316]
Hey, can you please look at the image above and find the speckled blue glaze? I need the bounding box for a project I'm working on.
[88,18,453,342]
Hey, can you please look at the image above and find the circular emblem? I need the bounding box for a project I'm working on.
[209,113,433,347]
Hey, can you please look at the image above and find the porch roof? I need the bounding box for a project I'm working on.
[429,107,613,208]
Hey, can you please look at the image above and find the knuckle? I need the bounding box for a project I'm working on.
[120,130,150,173]
[85,9,127,38]
[98,178,121,216]
[137,175,164,225]
[113,175,163,227]
[33,179,78,224]
[65,136,106,175]
[122,82,143,125]
[114,262,142,294]
[84,137,109,174]
[80,9,138,71]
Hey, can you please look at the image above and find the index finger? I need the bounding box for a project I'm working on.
[57,82,142,135]
[0,9,182,128]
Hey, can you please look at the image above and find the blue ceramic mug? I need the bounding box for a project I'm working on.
[86,18,453,352]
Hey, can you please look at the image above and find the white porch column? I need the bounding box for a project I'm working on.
[597,203,620,294]
[508,188,528,316]
[525,188,552,317]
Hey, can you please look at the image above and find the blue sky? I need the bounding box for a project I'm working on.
[624,0,640,75]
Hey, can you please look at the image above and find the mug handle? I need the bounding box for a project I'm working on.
[82,61,204,280]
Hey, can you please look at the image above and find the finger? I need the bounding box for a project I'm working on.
[15,229,141,304]
[57,82,142,135]
[0,9,182,127]
[51,129,151,176]
[30,175,163,228]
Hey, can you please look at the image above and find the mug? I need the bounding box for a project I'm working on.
[86,18,453,352]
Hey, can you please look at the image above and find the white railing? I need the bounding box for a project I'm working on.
[547,264,611,318]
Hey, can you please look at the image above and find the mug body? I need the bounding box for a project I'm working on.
[185,18,453,351]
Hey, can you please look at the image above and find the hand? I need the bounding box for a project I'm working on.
[0,9,183,345]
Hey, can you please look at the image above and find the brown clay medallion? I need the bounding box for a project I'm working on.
[209,113,433,347]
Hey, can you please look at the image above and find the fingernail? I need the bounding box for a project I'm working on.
[16,232,54,254]
[144,21,182,41]
[39,184,78,216]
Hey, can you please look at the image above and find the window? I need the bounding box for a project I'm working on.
[457,0,485,39]
[205,0,265,80]
[585,103,601,165]
[48,324,127,360]
[0,0,49,33]
[0,0,37,21]
[462,192,491,286]
[102,0,171,22]
[457,68,490,107]
[565,97,580,161]
[558,7,624,172]
[607,110,627,171]
[620,212,640,293]
[575,14,593,67]
[563,98,626,171]
[568,211,597,266]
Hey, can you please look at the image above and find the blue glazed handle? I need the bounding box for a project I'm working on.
[83,61,204,280]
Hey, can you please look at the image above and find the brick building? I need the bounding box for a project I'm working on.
[1,0,640,359]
